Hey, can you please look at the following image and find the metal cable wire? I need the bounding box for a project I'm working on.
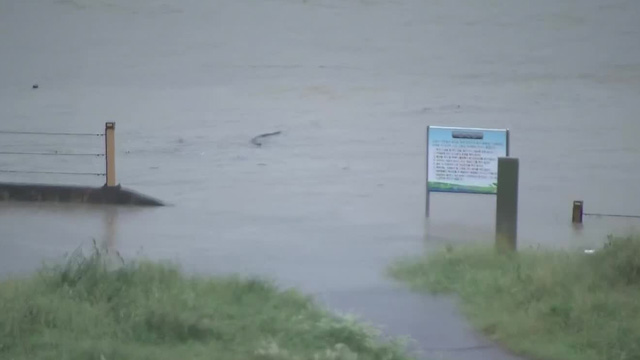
[584,212,640,219]
[0,130,104,137]
[0,170,105,176]
[0,151,104,157]
[0,129,107,178]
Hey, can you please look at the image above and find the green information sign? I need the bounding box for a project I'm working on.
[426,126,510,216]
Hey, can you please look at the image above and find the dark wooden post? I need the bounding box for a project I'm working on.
[572,201,584,224]
[495,157,519,253]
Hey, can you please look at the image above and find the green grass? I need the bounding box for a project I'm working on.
[388,235,640,360]
[0,245,414,360]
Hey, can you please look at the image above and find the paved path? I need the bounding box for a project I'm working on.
[319,283,524,360]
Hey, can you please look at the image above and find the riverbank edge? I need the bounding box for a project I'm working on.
[0,247,416,359]
[0,182,164,206]
[387,235,640,360]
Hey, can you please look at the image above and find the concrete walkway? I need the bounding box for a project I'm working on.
[319,283,523,360]
[269,229,526,360]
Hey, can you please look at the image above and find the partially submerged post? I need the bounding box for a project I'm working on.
[105,122,117,187]
[495,157,519,252]
[572,200,584,224]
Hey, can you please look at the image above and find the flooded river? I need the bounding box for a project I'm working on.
[1,0,640,358]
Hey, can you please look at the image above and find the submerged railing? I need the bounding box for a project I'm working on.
[0,123,117,186]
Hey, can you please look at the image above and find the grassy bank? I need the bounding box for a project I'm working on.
[388,235,640,360]
[0,247,413,360]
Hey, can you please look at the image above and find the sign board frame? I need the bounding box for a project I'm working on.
[426,125,510,217]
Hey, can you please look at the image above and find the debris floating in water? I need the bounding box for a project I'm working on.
[251,131,282,147]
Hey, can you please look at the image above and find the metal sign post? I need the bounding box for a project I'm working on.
[495,157,519,252]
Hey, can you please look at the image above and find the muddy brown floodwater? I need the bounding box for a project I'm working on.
[1,0,640,359]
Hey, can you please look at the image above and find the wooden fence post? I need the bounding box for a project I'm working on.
[105,122,116,187]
